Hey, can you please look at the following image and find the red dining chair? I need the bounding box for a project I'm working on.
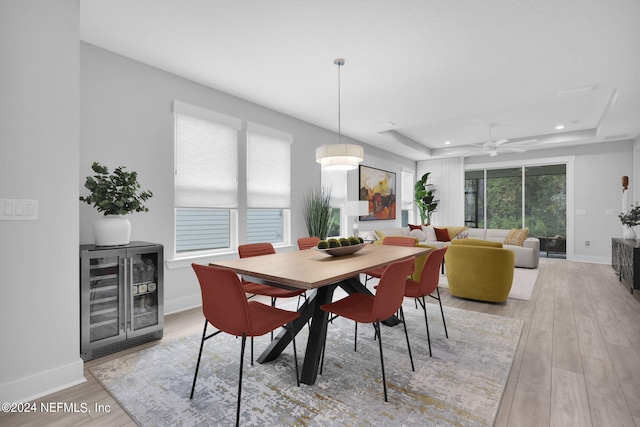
[404,247,449,357]
[320,257,415,402]
[190,264,300,427]
[238,243,306,340]
[238,243,306,303]
[363,236,417,286]
[297,236,321,250]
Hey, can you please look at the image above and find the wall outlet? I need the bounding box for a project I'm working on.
[585,240,590,246]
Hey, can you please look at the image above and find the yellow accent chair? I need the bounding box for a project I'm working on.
[444,239,515,303]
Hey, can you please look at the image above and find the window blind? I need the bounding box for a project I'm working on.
[247,129,291,208]
[174,113,239,208]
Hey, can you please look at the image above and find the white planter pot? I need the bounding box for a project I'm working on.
[623,225,637,240]
[93,215,131,246]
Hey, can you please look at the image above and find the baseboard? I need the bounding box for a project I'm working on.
[0,359,85,403]
[567,254,610,264]
[164,293,202,315]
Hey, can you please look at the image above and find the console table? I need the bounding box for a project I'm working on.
[612,238,640,293]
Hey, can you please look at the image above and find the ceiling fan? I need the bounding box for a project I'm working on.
[446,124,537,157]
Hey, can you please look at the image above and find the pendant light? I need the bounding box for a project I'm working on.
[316,58,364,170]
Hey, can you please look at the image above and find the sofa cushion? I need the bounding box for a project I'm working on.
[504,228,529,246]
[421,225,437,241]
[446,226,469,240]
[434,227,451,242]
[408,228,427,241]
[466,228,486,239]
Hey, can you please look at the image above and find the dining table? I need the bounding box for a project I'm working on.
[209,243,432,385]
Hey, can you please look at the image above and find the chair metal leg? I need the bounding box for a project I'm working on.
[190,319,209,399]
[354,322,358,352]
[373,321,388,402]
[270,297,276,341]
[289,322,300,387]
[236,334,246,427]
[419,296,433,357]
[435,287,448,338]
[250,337,254,366]
[399,307,415,371]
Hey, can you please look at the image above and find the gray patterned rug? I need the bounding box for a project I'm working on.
[91,300,523,426]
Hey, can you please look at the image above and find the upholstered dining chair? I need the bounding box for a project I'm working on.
[238,243,306,341]
[297,236,321,250]
[363,236,418,286]
[190,263,300,427]
[238,243,306,303]
[320,257,415,402]
[404,247,448,357]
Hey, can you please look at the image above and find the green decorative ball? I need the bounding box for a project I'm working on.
[348,236,360,245]
[339,238,351,246]
[327,238,341,248]
[317,240,329,249]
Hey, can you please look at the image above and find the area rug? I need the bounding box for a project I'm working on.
[91,301,523,426]
[438,265,539,301]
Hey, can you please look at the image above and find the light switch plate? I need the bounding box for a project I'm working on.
[0,199,38,220]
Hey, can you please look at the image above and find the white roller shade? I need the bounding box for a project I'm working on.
[174,112,239,208]
[247,129,291,208]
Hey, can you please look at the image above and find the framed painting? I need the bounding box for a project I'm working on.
[359,165,396,220]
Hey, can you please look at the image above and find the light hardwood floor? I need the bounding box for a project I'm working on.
[2,258,640,426]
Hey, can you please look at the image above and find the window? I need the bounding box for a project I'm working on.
[322,169,346,236]
[173,101,240,253]
[401,171,414,226]
[246,124,291,245]
[465,164,566,241]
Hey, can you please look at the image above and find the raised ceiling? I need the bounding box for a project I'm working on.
[80,0,640,160]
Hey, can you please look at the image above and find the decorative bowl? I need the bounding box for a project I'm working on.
[317,243,367,257]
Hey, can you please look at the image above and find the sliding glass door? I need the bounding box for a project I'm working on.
[465,164,566,245]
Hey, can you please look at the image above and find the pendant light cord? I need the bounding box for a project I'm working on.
[335,58,345,144]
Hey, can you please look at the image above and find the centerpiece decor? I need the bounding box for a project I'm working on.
[619,202,640,240]
[80,162,153,246]
[414,172,439,225]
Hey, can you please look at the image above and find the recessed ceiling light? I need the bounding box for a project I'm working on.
[444,141,451,145]
[555,125,565,130]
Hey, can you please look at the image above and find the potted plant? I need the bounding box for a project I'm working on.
[80,162,153,246]
[619,203,640,240]
[414,172,439,225]
[303,186,333,240]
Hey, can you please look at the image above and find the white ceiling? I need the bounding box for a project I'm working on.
[79,0,640,161]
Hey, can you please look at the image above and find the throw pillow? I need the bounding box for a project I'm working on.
[421,225,437,241]
[408,223,426,231]
[504,228,529,246]
[408,228,426,241]
[434,227,451,242]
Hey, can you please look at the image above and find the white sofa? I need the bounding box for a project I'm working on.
[372,226,539,268]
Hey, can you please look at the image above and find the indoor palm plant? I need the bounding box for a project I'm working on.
[80,162,153,246]
[414,172,439,225]
[303,186,333,240]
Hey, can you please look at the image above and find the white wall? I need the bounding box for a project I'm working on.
[80,43,415,314]
[0,1,85,403]
[464,140,634,263]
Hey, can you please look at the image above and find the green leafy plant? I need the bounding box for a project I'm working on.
[303,186,332,240]
[79,162,153,215]
[619,203,640,226]
[414,172,439,224]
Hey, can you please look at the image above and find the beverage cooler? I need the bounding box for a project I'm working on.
[80,242,164,361]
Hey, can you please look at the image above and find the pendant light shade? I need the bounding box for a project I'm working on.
[316,144,364,170]
[316,58,364,170]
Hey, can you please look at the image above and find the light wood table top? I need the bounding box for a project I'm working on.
[210,244,431,289]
